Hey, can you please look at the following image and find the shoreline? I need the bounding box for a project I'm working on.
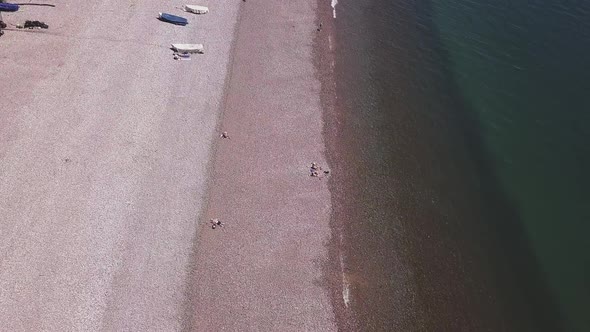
[312,0,359,330]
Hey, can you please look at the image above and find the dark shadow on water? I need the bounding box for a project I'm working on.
[415,1,566,330]
[320,0,566,330]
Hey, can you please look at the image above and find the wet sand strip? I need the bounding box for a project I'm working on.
[186,0,337,330]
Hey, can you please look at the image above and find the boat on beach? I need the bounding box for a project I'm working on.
[158,12,188,26]
[0,3,19,12]
[171,43,204,54]
[183,5,209,14]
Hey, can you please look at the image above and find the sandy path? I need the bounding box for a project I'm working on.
[0,1,239,330]
[186,0,337,330]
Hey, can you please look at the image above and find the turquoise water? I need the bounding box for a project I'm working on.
[433,1,590,330]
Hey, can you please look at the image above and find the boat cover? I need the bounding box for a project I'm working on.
[158,12,188,25]
[0,3,19,12]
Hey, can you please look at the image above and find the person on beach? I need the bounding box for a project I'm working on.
[210,218,223,229]
[310,162,321,177]
[310,162,329,178]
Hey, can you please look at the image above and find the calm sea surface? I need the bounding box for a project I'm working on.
[330,0,590,330]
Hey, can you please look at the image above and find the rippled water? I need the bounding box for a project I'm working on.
[331,0,590,330]
[432,1,590,330]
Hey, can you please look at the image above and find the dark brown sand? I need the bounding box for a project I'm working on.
[186,0,337,330]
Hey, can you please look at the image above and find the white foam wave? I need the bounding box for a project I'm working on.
[331,0,338,18]
[339,233,350,308]
[340,253,351,308]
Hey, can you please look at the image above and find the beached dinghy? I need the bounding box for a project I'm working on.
[0,3,19,12]
[171,43,204,54]
[184,5,209,14]
[158,12,189,25]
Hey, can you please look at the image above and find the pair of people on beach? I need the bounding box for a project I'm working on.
[210,218,223,229]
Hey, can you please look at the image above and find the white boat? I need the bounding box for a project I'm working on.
[183,5,209,14]
[171,43,205,54]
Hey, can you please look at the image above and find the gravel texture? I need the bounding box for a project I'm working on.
[186,0,337,330]
[0,1,239,330]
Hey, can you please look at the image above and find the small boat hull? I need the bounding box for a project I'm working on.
[184,5,209,14]
[0,3,19,12]
[171,43,205,54]
[158,12,188,26]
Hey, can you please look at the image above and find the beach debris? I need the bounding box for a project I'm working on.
[158,12,189,26]
[12,3,56,8]
[210,218,223,229]
[173,52,191,60]
[183,4,209,14]
[22,20,48,29]
[220,131,230,139]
